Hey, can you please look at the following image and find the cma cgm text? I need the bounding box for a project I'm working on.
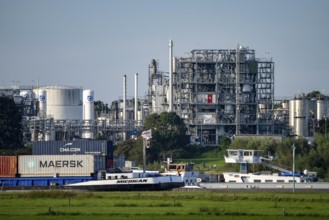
[60,148,81,152]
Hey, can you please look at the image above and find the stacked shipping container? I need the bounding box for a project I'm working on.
[0,140,115,187]
[32,140,114,172]
[18,155,94,177]
[0,156,17,178]
[32,140,113,156]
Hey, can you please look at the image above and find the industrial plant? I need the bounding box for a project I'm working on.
[149,42,274,145]
[1,41,328,147]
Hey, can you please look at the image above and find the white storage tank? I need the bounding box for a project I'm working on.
[317,99,328,121]
[289,95,309,137]
[83,90,94,121]
[289,100,295,128]
[35,86,82,120]
[20,90,32,100]
[38,89,47,118]
[82,90,95,139]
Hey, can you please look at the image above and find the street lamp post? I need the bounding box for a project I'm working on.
[292,143,296,193]
[143,138,146,173]
[324,116,327,140]
[141,129,152,174]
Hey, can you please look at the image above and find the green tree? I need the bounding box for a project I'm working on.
[0,97,23,149]
[143,112,189,162]
[219,136,231,151]
[94,100,109,117]
[316,118,329,135]
[306,90,328,99]
[115,138,143,165]
[313,133,329,179]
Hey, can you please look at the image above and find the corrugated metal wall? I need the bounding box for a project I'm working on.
[0,156,17,177]
[32,140,113,156]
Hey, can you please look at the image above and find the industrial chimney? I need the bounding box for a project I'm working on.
[169,40,173,112]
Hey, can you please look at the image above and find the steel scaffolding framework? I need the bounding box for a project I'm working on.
[171,47,274,146]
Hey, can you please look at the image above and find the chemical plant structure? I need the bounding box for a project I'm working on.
[0,83,147,146]
[149,43,275,146]
[1,41,328,147]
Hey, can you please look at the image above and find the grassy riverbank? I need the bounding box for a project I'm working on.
[1,190,329,220]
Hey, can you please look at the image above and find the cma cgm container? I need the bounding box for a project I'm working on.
[0,156,18,177]
[32,140,113,156]
[18,155,94,177]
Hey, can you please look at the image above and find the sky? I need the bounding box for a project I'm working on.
[1,0,329,104]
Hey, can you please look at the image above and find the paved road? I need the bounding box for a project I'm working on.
[199,182,329,191]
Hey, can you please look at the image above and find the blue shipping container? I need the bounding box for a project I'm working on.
[32,140,113,156]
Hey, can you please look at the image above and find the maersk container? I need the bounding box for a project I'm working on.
[0,156,18,177]
[32,140,113,156]
[18,155,94,177]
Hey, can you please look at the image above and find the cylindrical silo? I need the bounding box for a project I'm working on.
[82,90,94,139]
[317,99,326,121]
[38,89,47,118]
[83,90,94,121]
[291,96,309,137]
[38,86,82,120]
[289,100,295,128]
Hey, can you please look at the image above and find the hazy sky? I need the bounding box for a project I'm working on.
[1,0,328,104]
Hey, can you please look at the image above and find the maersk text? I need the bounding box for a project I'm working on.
[39,160,83,168]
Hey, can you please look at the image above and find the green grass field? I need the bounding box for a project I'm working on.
[1,190,329,220]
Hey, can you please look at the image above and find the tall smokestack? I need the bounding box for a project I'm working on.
[123,75,127,123]
[169,40,173,112]
[135,73,138,125]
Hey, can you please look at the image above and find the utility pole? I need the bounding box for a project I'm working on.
[292,143,296,193]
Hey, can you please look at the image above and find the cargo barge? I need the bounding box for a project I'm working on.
[65,164,199,191]
[64,171,184,191]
